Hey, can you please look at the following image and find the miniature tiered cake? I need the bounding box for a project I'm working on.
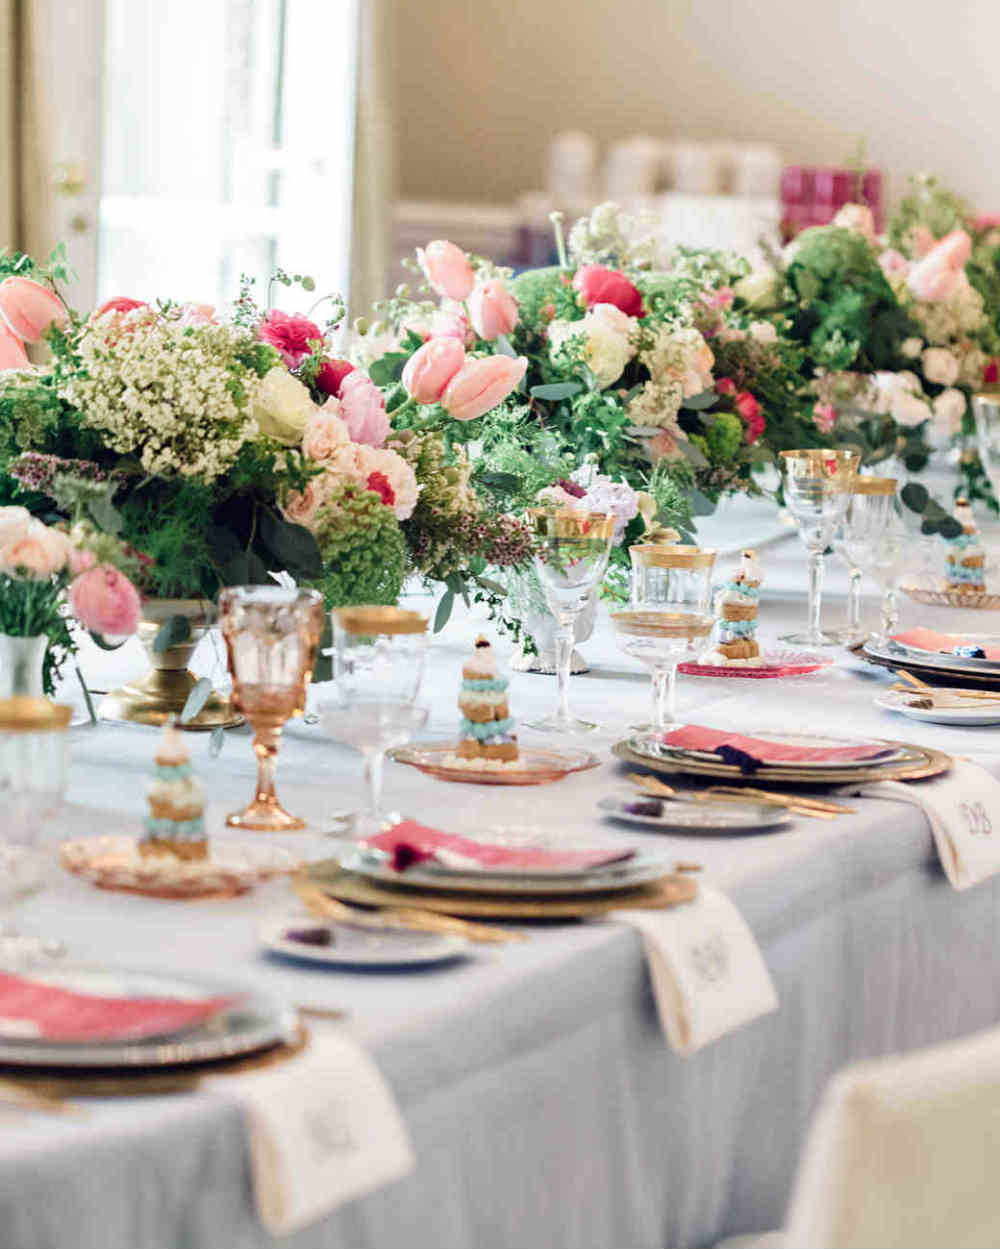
[702,549,762,666]
[946,497,986,593]
[140,720,208,860]
[456,636,519,764]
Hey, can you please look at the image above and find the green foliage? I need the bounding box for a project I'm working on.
[888,175,971,253]
[0,574,74,694]
[308,483,407,607]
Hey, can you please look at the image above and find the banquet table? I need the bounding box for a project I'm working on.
[5,533,1000,1249]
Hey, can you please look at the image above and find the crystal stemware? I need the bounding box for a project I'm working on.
[320,606,429,837]
[830,531,865,646]
[524,509,615,734]
[972,392,1000,500]
[219,586,324,832]
[779,449,860,647]
[840,478,906,648]
[611,544,716,735]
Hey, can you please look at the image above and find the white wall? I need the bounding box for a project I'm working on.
[395,0,1000,210]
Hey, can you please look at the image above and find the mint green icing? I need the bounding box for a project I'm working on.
[461,677,508,692]
[459,717,515,739]
[154,763,192,781]
[143,816,205,840]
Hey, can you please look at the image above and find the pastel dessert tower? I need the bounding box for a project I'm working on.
[456,636,519,764]
[141,719,208,860]
[705,549,762,665]
[945,497,986,593]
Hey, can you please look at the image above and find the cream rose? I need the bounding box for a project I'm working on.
[253,367,320,445]
[302,401,351,461]
[921,347,960,387]
[548,303,637,389]
[933,387,966,433]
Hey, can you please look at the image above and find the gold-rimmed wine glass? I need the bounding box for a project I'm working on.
[779,449,860,647]
[611,544,716,734]
[525,508,615,734]
[840,477,906,647]
[219,586,324,832]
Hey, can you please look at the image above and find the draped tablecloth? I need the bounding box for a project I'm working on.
[4,535,1000,1249]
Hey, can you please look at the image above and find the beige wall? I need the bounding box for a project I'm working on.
[395,0,999,210]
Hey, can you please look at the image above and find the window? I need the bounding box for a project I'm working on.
[98,0,358,312]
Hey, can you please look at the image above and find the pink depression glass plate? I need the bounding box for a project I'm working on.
[678,649,832,679]
[388,742,601,785]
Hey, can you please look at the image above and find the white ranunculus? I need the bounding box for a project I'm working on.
[901,337,923,359]
[933,387,966,432]
[548,303,637,388]
[921,347,960,387]
[253,367,320,446]
[871,371,931,427]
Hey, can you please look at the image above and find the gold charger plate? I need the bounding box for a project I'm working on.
[388,742,601,785]
[901,583,1000,610]
[611,739,951,788]
[306,862,697,919]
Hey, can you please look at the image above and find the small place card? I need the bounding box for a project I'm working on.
[613,885,778,1055]
[205,1032,414,1235]
[853,758,1000,890]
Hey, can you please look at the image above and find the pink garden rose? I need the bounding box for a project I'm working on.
[303,404,351,460]
[441,355,528,422]
[646,427,685,464]
[257,310,324,368]
[0,519,73,579]
[283,480,327,528]
[0,322,29,369]
[468,279,519,340]
[339,370,390,446]
[418,240,475,301]
[572,265,645,318]
[0,277,67,344]
[907,230,972,302]
[402,336,466,403]
[812,402,837,435]
[69,565,141,637]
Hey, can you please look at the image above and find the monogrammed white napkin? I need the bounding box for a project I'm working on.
[612,885,778,1055]
[204,1031,414,1236]
[848,758,1000,890]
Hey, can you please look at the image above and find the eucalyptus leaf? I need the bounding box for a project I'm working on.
[209,726,226,758]
[88,630,129,652]
[181,677,213,724]
[434,589,455,633]
[677,437,708,469]
[938,516,964,540]
[900,482,929,514]
[258,509,323,577]
[681,388,717,411]
[87,494,124,536]
[920,518,941,535]
[494,334,517,358]
[368,352,410,386]
[152,615,192,654]
[529,381,583,401]
[473,575,507,596]
[688,489,717,517]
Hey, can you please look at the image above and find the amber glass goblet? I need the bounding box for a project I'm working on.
[219,586,324,832]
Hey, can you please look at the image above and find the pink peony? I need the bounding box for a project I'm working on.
[418,240,475,301]
[0,277,67,344]
[314,357,355,398]
[402,336,466,403]
[572,265,645,318]
[0,322,29,369]
[94,296,148,319]
[176,302,216,326]
[69,565,141,637]
[907,230,972,302]
[257,310,324,368]
[468,279,519,340]
[813,402,837,435]
[357,446,419,520]
[339,370,390,446]
[365,471,396,508]
[441,355,527,421]
[303,404,351,460]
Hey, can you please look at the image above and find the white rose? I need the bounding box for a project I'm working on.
[933,387,966,433]
[901,337,923,359]
[253,367,320,445]
[549,303,636,389]
[748,320,778,345]
[871,370,931,427]
[733,268,780,311]
[921,347,960,387]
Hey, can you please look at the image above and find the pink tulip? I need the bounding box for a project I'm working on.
[441,355,527,422]
[0,322,29,369]
[402,336,466,403]
[468,279,519,340]
[338,370,390,446]
[418,240,475,301]
[909,225,936,258]
[0,277,67,344]
[430,306,470,340]
[907,230,972,301]
[69,564,142,636]
[572,265,645,318]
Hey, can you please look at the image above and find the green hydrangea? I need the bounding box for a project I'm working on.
[309,482,406,608]
[700,411,744,464]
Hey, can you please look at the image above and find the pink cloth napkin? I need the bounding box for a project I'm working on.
[0,972,235,1042]
[892,628,1000,660]
[662,725,891,764]
[367,821,635,871]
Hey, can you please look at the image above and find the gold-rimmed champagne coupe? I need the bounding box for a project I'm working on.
[526,509,615,734]
[779,449,860,647]
[219,586,324,832]
[611,545,716,734]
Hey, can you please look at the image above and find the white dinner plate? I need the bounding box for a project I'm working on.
[642,730,906,771]
[874,688,1000,727]
[260,916,470,968]
[338,845,672,896]
[597,794,791,834]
